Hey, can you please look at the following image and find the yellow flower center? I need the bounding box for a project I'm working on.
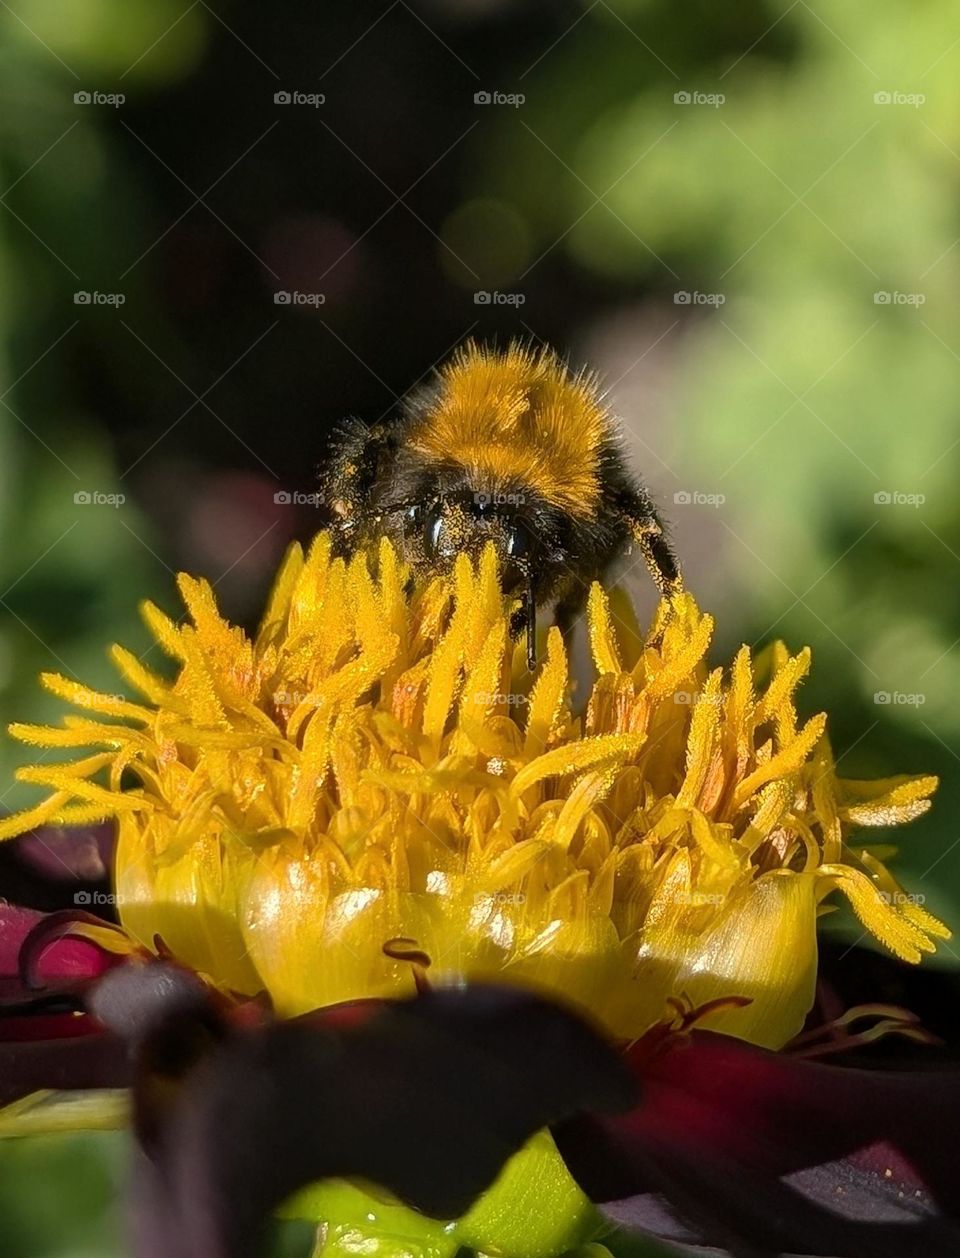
[1,533,947,1049]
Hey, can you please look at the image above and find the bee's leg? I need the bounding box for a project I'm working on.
[507,570,544,672]
[622,506,683,599]
[319,419,394,553]
[631,521,683,596]
[524,574,537,673]
[615,496,683,650]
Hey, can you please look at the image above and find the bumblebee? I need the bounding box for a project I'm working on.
[322,342,681,668]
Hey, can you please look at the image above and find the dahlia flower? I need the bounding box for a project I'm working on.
[0,534,956,1258]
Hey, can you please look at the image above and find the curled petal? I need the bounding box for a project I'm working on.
[1,904,117,991]
[554,1026,960,1257]
[19,909,134,990]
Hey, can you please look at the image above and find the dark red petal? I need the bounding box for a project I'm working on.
[18,909,128,990]
[600,1147,956,1257]
[0,909,134,1099]
[0,957,227,1109]
[0,903,40,977]
[0,823,115,913]
[0,1029,131,1104]
[126,982,634,1258]
[554,1028,960,1257]
[0,904,111,987]
[0,906,126,1039]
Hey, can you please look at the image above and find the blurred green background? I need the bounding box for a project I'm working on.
[0,0,958,1253]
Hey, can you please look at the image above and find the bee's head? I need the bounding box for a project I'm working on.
[373,460,580,668]
[405,487,557,671]
[415,490,534,585]
[399,482,572,601]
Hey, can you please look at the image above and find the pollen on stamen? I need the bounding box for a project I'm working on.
[0,531,947,1050]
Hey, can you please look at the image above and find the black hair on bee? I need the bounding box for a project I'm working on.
[321,342,681,669]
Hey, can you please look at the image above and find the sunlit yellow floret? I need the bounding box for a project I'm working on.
[1,533,947,1049]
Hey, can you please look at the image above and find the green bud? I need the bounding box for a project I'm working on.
[284,1129,603,1258]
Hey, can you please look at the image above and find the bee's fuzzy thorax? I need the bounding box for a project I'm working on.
[321,338,681,617]
[407,342,611,518]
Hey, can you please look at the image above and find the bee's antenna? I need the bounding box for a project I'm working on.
[525,574,537,673]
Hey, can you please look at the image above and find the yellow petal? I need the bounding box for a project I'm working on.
[588,584,622,676]
[838,774,938,826]
[524,628,568,757]
[818,864,939,962]
[634,870,819,1049]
